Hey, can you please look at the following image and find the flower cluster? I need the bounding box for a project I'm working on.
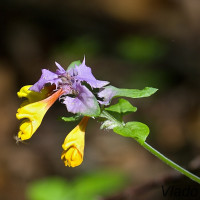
[16,58,157,167]
[16,58,110,167]
[16,61,200,184]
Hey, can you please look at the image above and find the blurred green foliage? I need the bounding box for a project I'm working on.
[27,171,128,200]
[127,69,172,91]
[116,36,167,63]
[53,36,101,59]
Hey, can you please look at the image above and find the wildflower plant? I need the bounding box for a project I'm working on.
[16,58,200,184]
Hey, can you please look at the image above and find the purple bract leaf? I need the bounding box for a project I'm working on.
[98,86,118,105]
[74,58,109,88]
[63,83,100,116]
[30,69,61,92]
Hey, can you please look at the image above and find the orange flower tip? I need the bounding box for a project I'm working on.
[78,116,90,132]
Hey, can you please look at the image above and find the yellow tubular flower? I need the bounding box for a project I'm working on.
[61,116,90,167]
[16,85,63,140]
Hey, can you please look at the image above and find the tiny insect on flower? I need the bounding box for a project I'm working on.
[13,135,27,144]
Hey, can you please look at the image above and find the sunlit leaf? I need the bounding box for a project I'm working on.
[105,98,137,115]
[113,122,149,144]
[99,86,158,105]
[113,86,157,99]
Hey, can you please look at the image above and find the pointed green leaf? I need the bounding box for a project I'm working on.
[99,86,158,105]
[105,98,137,115]
[117,87,158,98]
[113,122,149,144]
[99,86,158,104]
[113,86,157,98]
[67,60,81,71]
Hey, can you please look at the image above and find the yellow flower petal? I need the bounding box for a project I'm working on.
[16,87,63,140]
[61,147,82,167]
[61,116,89,167]
[17,85,54,107]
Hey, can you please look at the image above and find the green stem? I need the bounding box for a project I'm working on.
[101,110,200,184]
[142,142,200,184]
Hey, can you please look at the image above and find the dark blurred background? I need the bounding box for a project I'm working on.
[0,0,200,200]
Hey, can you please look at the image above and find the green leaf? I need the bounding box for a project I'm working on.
[67,60,81,71]
[113,86,157,99]
[105,98,137,115]
[99,86,158,105]
[113,121,149,144]
[60,115,82,122]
